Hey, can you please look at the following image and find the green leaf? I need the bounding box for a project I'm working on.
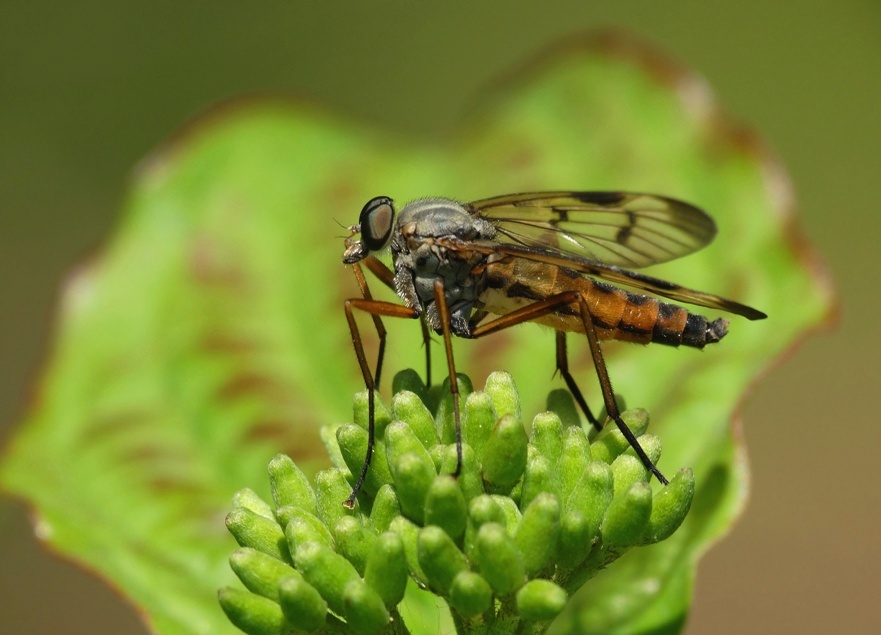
[0,33,831,634]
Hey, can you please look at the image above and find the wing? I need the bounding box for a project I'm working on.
[465,191,717,269]
[457,240,767,320]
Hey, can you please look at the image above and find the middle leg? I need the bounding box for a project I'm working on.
[556,331,602,431]
[469,291,669,485]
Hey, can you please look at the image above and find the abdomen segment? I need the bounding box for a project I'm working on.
[483,261,728,349]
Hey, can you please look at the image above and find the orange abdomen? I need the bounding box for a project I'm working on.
[483,261,727,349]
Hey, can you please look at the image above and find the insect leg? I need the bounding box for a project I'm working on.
[363,255,433,388]
[343,297,420,508]
[575,298,669,485]
[432,278,463,476]
[362,255,395,289]
[420,319,432,388]
[469,291,669,485]
[351,262,389,388]
[555,331,602,430]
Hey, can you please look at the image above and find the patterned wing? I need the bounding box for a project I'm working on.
[466,191,717,269]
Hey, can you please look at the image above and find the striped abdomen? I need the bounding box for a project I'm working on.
[480,260,728,349]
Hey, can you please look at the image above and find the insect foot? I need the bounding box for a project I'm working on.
[219,370,695,635]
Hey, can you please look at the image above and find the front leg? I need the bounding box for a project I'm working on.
[343,296,420,508]
[355,256,433,388]
[351,262,389,387]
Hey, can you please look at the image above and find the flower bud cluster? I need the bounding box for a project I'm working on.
[219,370,694,634]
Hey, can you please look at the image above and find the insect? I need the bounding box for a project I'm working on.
[341,191,766,507]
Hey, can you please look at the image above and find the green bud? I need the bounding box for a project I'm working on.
[610,454,650,497]
[643,468,694,544]
[566,461,614,528]
[546,388,580,428]
[440,443,482,502]
[391,390,439,449]
[530,411,564,465]
[475,523,526,596]
[293,542,361,617]
[233,488,275,520]
[343,579,390,635]
[230,547,301,602]
[333,516,373,575]
[449,570,493,618]
[389,515,428,586]
[417,526,469,594]
[424,475,468,539]
[559,462,612,567]
[280,506,334,555]
[218,587,288,635]
[520,453,554,510]
[590,410,650,464]
[268,454,316,514]
[484,371,521,422]
[314,468,356,526]
[363,532,408,608]
[515,493,560,576]
[468,495,507,528]
[429,444,446,472]
[278,576,327,632]
[449,373,474,393]
[461,391,496,460]
[559,426,591,501]
[481,414,528,491]
[353,390,393,437]
[464,495,505,565]
[368,484,400,534]
[450,373,475,392]
[491,494,522,535]
[226,507,290,564]
[391,368,429,404]
[465,494,520,573]
[336,424,392,497]
[435,374,473,444]
[391,452,435,525]
[556,510,594,570]
[601,481,653,549]
[385,421,435,471]
[515,579,567,622]
[624,433,662,465]
[588,428,624,465]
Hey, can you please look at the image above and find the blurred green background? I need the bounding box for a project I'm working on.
[1,2,877,633]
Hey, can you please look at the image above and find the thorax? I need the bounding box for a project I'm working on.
[390,198,496,331]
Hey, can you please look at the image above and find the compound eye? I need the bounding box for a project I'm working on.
[359,196,395,252]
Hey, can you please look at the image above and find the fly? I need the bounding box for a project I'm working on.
[341,191,766,507]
